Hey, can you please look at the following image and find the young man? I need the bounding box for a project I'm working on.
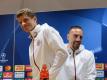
[16,8,68,80]
[57,25,96,80]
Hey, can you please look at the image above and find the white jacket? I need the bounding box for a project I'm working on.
[57,44,96,80]
[29,23,68,80]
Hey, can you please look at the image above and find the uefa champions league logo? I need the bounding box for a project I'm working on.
[0,52,8,63]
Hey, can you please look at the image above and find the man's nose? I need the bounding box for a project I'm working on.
[76,36,81,41]
[21,21,26,26]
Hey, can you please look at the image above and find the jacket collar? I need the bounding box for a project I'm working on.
[66,44,84,55]
[29,24,41,39]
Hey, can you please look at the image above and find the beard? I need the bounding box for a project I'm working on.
[72,42,80,50]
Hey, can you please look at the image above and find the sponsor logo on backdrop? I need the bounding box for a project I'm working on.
[3,72,13,78]
[96,63,104,70]
[14,72,25,78]
[3,79,13,80]
[95,78,104,80]
[104,64,107,70]
[4,65,12,71]
[96,71,104,77]
[105,78,107,80]
[0,72,2,78]
[25,65,32,71]
[14,79,24,80]
[26,71,32,78]
[15,65,25,71]
[0,52,8,63]
[25,78,32,80]
[104,71,107,77]
[0,66,3,72]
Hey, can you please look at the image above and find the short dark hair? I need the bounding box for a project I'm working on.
[16,8,35,18]
[68,25,83,33]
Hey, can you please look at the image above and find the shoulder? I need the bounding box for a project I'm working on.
[64,43,68,47]
[82,49,95,59]
[41,23,59,34]
[79,49,95,64]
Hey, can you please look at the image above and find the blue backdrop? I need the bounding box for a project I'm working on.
[0,8,106,65]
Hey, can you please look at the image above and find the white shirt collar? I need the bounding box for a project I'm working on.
[29,24,41,39]
[66,44,84,55]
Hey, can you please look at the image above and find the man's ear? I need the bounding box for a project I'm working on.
[33,16,37,21]
[67,34,69,41]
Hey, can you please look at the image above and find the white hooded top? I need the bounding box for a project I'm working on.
[57,44,96,80]
[29,23,68,80]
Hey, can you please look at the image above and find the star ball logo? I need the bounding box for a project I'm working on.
[0,52,8,63]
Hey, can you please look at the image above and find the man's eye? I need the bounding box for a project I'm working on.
[74,35,78,38]
[19,22,22,25]
[74,35,82,39]
[80,36,83,39]
[23,18,29,22]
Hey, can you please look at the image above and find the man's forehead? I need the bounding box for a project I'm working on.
[17,15,30,21]
[71,28,82,32]
[70,28,83,35]
[18,15,29,19]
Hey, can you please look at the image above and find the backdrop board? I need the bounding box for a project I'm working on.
[0,8,107,79]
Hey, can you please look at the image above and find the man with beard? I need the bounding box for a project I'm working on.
[57,25,96,80]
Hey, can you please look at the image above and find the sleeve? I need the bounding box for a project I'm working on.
[84,51,97,80]
[43,25,68,80]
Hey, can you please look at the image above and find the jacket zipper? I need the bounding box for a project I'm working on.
[73,53,76,80]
